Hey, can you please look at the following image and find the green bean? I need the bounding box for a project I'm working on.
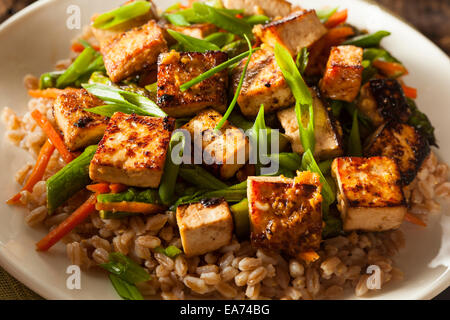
[179,165,228,190]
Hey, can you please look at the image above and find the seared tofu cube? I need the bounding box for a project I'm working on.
[89,112,175,188]
[53,89,108,151]
[232,48,295,118]
[365,122,430,186]
[253,10,327,56]
[320,45,363,102]
[357,79,411,126]
[101,20,167,83]
[182,109,249,179]
[157,51,228,117]
[176,199,233,257]
[166,24,217,41]
[331,157,407,232]
[277,88,343,159]
[223,0,292,18]
[247,172,323,257]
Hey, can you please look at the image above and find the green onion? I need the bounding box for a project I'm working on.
[164,2,181,13]
[204,32,235,47]
[343,30,391,48]
[318,159,333,176]
[179,165,228,190]
[230,198,250,240]
[109,274,144,300]
[248,105,267,174]
[167,29,220,52]
[180,48,255,91]
[82,83,167,117]
[164,13,190,26]
[159,131,186,205]
[145,82,157,94]
[214,35,253,131]
[93,0,152,30]
[268,152,302,171]
[244,15,270,25]
[275,43,315,153]
[348,109,362,156]
[154,245,183,259]
[221,39,249,58]
[295,47,309,75]
[316,7,338,23]
[100,252,150,284]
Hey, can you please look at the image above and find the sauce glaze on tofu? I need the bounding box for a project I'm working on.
[247,173,323,257]
[332,157,407,232]
[89,112,175,188]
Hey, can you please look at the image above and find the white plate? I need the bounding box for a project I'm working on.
[0,0,449,300]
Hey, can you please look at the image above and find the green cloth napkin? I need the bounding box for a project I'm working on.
[0,266,42,300]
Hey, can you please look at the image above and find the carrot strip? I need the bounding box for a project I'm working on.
[404,212,427,227]
[36,194,97,251]
[86,183,111,194]
[71,42,85,53]
[7,140,55,204]
[28,88,67,99]
[372,60,408,78]
[299,251,320,263]
[324,9,348,28]
[31,109,75,163]
[402,84,418,99]
[110,183,127,194]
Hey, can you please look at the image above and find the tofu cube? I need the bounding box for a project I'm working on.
[101,20,168,83]
[89,112,175,188]
[253,10,327,56]
[319,45,363,102]
[223,0,292,18]
[247,173,323,257]
[365,122,430,186]
[176,199,233,257]
[53,89,108,151]
[182,109,249,179]
[277,88,343,159]
[165,23,217,41]
[331,156,407,232]
[157,51,228,117]
[357,79,411,126]
[232,48,295,118]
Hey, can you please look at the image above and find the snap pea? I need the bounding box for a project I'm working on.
[97,188,161,204]
[179,165,228,190]
[39,71,64,89]
[46,145,97,214]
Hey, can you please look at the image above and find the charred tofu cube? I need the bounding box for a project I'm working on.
[247,172,323,257]
[253,10,327,56]
[157,51,228,117]
[89,112,175,188]
[182,109,249,179]
[101,20,167,83]
[176,199,233,257]
[223,0,292,18]
[277,88,343,159]
[365,122,430,186]
[232,48,295,118]
[53,89,108,151]
[331,157,407,232]
[166,24,217,41]
[357,79,411,126]
[319,45,363,102]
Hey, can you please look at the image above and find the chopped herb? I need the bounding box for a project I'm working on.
[93,1,152,30]
[154,245,183,259]
[109,274,144,300]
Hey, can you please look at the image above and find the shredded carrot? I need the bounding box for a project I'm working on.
[28,88,67,99]
[404,212,427,227]
[7,140,55,204]
[372,60,408,78]
[31,109,75,163]
[402,84,418,99]
[95,201,164,214]
[324,9,348,28]
[299,251,320,263]
[110,183,127,194]
[36,194,97,251]
[86,183,111,194]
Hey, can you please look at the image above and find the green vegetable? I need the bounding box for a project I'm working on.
[145,82,157,95]
[99,211,139,219]
[214,35,253,130]
[348,110,362,156]
[164,13,190,26]
[322,207,343,239]
[101,252,150,284]
[275,43,315,153]
[221,39,249,58]
[230,198,250,239]
[93,0,152,29]
[109,274,144,300]
[39,71,65,89]
[179,165,228,190]
[268,153,302,171]
[173,183,247,208]
[97,188,162,204]
[82,83,167,117]
[248,105,268,174]
[46,145,97,214]
[164,2,181,13]
[167,29,220,52]
[343,30,391,48]
[204,32,235,48]
[295,47,309,75]
[88,71,114,86]
[316,6,338,23]
[329,100,343,118]
[159,131,186,205]
[244,15,270,25]
[180,48,255,92]
[406,98,437,146]
[363,48,400,63]
[318,159,333,176]
[154,245,182,259]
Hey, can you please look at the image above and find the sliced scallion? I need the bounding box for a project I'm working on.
[93,1,152,30]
